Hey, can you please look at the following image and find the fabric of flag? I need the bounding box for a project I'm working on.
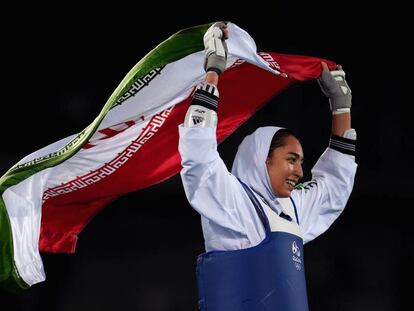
[0,22,335,290]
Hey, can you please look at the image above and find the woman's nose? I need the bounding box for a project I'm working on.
[294,164,303,179]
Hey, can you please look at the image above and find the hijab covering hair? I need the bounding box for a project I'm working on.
[231,126,283,214]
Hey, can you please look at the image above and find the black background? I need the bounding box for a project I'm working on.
[1,4,411,311]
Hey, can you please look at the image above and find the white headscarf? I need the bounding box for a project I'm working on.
[231,126,283,214]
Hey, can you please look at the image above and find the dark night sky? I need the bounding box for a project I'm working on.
[1,5,411,311]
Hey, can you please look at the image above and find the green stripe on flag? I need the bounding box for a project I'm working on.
[0,22,211,290]
[0,196,29,291]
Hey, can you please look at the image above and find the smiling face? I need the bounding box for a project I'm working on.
[266,135,304,197]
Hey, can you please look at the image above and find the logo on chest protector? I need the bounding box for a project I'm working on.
[292,241,302,270]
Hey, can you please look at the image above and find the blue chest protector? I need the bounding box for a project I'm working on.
[196,180,309,311]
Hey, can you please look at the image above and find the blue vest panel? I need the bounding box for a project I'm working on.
[196,231,308,311]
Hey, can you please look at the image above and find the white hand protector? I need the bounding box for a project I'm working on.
[184,82,219,128]
[318,66,352,113]
[203,22,228,74]
[184,105,218,128]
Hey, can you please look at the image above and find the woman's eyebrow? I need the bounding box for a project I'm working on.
[288,152,304,162]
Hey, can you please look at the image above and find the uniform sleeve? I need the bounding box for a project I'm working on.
[178,126,248,235]
[291,147,357,244]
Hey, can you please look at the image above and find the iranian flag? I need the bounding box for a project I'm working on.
[0,22,335,290]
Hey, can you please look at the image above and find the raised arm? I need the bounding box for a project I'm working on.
[183,22,228,129]
[292,63,357,243]
[179,22,254,239]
